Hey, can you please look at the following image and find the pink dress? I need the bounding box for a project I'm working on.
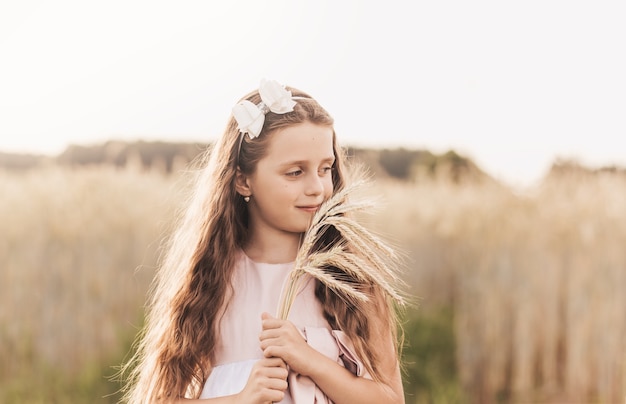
[199,251,368,403]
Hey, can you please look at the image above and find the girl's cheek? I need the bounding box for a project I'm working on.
[326,178,334,193]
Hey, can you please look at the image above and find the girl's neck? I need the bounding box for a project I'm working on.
[243,229,301,265]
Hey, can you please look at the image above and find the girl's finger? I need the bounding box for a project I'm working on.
[259,337,281,353]
[261,313,285,330]
[259,328,283,342]
[257,356,286,367]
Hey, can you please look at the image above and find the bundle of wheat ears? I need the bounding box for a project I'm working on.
[276,179,405,320]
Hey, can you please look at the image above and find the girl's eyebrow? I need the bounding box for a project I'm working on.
[278,156,335,167]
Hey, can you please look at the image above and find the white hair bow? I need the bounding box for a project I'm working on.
[232,79,297,139]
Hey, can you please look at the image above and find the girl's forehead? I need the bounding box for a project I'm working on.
[264,123,335,161]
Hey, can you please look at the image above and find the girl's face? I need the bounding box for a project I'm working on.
[242,122,335,236]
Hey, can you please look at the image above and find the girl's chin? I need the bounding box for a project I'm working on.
[286,222,313,234]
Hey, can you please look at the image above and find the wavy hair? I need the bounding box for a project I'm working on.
[120,86,400,402]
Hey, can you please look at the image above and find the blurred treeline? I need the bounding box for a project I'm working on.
[0,140,491,184]
[1,142,625,403]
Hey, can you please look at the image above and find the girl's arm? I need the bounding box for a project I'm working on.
[259,312,405,404]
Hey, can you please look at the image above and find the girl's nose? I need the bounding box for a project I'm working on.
[305,172,324,196]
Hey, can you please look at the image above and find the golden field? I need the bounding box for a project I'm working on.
[0,164,624,403]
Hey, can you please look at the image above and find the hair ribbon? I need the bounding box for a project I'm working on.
[232,79,297,139]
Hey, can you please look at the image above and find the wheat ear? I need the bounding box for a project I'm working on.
[276,180,404,320]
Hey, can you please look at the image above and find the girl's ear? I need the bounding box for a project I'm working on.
[235,168,252,198]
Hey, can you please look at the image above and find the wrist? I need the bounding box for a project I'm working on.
[299,345,333,378]
[230,392,244,404]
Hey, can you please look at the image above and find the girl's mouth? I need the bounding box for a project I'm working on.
[297,205,320,213]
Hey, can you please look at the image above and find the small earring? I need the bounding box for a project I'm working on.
[244,196,250,203]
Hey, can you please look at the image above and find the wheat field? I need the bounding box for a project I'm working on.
[1,165,624,403]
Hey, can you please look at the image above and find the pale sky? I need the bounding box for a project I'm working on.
[1,0,625,188]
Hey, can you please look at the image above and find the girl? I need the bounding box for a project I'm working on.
[121,80,405,403]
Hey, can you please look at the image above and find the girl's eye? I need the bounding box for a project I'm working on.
[320,166,333,175]
[286,169,303,177]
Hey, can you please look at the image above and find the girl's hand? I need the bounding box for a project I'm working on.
[236,357,288,404]
[259,312,318,376]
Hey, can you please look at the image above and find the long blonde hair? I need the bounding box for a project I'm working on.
[120,86,400,402]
